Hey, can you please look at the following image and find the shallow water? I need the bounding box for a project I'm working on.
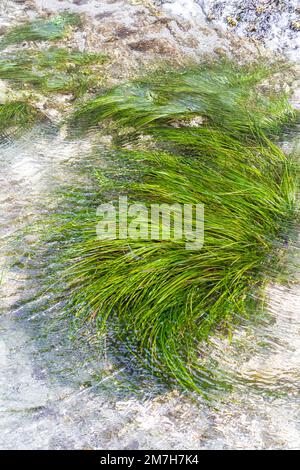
[163,0,300,62]
[0,123,299,450]
[0,0,300,451]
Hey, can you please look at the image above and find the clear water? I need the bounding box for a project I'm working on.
[0,123,299,450]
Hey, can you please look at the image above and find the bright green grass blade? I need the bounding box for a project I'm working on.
[0,100,45,135]
[0,13,82,49]
[0,47,107,96]
[42,63,299,394]
[71,61,295,137]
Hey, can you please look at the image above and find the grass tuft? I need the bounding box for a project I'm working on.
[0,100,44,135]
[46,62,299,393]
[0,47,107,97]
[0,13,82,49]
[71,61,295,137]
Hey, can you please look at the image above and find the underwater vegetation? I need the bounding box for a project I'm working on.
[72,61,294,137]
[0,12,297,393]
[0,13,82,49]
[0,100,44,135]
[0,47,107,97]
[46,61,298,394]
[0,13,107,135]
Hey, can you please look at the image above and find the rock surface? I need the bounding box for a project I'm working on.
[159,0,300,62]
[1,1,298,87]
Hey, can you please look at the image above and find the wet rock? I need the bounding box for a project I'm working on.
[291,20,300,31]
[114,26,137,38]
[256,5,266,15]
[95,11,114,20]
[128,37,176,54]
[206,12,216,22]
[124,439,139,450]
[226,16,238,27]
[160,0,300,62]
[73,0,88,5]
[246,23,257,32]
[0,25,7,34]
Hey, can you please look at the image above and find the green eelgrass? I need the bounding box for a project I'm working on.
[48,62,298,394]
[71,61,295,137]
[0,100,44,134]
[0,13,82,49]
[0,48,107,97]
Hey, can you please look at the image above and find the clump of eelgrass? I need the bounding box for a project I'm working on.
[71,61,295,137]
[0,13,81,49]
[0,47,107,96]
[49,62,298,394]
[0,100,44,135]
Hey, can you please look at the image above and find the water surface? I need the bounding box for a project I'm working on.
[0,124,299,449]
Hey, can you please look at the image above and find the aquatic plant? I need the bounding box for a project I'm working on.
[0,13,82,49]
[49,62,298,393]
[0,100,43,135]
[0,48,107,97]
[72,61,294,137]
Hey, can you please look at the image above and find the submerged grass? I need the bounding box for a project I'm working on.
[0,47,107,96]
[0,14,107,134]
[0,13,81,49]
[72,61,295,137]
[47,62,298,393]
[0,100,44,134]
